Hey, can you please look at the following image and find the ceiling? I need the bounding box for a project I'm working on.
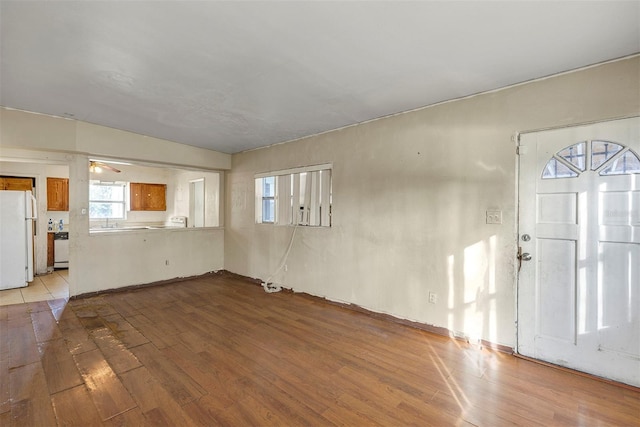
[1,1,638,154]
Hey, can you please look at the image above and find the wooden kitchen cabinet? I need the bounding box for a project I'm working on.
[130,183,166,211]
[47,232,55,268]
[0,176,34,191]
[47,177,69,211]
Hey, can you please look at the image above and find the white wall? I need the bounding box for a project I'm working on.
[225,57,640,348]
[0,110,230,296]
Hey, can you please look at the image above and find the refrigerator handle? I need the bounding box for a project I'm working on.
[29,193,38,219]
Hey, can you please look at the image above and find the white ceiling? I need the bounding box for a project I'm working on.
[1,1,638,154]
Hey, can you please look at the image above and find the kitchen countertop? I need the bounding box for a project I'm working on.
[89,225,187,234]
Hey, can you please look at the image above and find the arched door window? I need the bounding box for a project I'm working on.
[542,140,640,179]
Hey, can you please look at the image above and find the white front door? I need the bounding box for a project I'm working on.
[518,117,640,387]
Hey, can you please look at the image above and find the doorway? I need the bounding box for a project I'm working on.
[517,117,640,387]
[0,165,71,304]
[189,178,205,228]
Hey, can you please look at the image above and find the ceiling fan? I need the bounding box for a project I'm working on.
[89,160,121,173]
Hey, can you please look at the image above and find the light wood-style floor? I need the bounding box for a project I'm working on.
[1,273,638,426]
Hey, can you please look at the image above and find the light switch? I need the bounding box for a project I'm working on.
[486,210,502,224]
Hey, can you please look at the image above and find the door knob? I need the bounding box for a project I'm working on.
[517,247,532,272]
[519,252,532,261]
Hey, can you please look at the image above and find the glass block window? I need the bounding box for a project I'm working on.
[541,139,639,179]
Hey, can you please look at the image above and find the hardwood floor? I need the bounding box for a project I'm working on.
[1,272,638,426]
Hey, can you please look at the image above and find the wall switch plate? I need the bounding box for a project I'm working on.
[486,210,502,224]
[429,292,438,304]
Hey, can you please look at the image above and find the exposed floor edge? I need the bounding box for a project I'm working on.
[222,270,514,354]
[311,293,514,355]
[513,353,640,392]
[71,270,223,299]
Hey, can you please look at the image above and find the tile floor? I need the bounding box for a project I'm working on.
[0,269,69,306]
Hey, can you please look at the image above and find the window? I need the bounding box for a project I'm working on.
[600,150,640,175]
[542,158,579,179]
[89,181,126,219]
[261,176,276,223]
[189,178,205,227]
[591,141,623,170]
[256,164,332,227]
[542,140,640,179]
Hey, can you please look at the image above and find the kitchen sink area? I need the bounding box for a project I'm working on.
[90,216,188,233]
[90,225,179,233]
[91,225,161,233]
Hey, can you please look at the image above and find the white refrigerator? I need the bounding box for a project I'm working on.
[0,190,37,289]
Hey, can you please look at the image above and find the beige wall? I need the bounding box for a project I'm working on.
[225,57,640,348]
[0,110,230,296]
[0,108,231,170]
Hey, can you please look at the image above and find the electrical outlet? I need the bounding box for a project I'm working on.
[486,210,503,224]
[429,292,438,304]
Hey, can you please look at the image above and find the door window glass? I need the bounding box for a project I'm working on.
[591,140,623,170]
[600,150,640,175]
[542,158,579,179]
[558,142,586,171]
[542,140,639,179]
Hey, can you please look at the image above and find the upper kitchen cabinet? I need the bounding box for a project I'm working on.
[130,182,166,211]
[47,177,69,211]
[0,176,34,191]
